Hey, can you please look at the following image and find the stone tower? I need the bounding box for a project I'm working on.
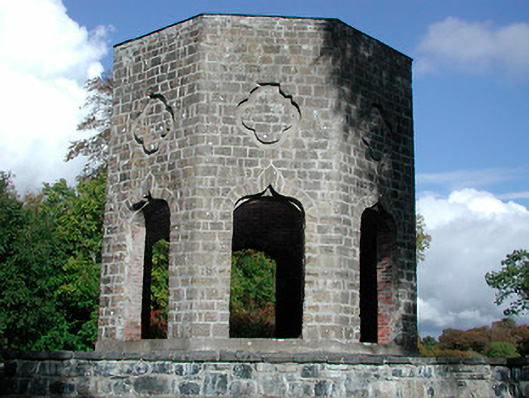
[97,14,416,355]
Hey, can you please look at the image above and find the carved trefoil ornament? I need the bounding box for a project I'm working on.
[132,92,175,155]
[236,83,301,147]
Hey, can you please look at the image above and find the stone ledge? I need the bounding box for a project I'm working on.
[2,350,526,366]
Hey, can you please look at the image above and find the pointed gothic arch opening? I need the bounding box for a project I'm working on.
[132,194,170,339]
[360,203,395,344]
[230,185,304,338]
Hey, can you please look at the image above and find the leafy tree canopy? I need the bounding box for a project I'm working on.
[0,173,105,352]
[487,341,520,358]
[230,249,276,338]
[486,249,529,316]
[66,72,112,179]
[1,71,111,353]
[150,239,169,338]
[420,318,529,358]
[416,213,431,263]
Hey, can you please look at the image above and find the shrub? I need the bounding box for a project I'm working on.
[230,249,276,337]
[487,342,520,358]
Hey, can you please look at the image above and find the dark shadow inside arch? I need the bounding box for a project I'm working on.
[133,194,170,339]
[231,185,304,338]
[360,203,395,344]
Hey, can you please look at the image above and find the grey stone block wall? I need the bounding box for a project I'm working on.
[99,14,416,354]
[1,352,527,397]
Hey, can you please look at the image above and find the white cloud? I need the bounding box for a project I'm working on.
[499,191,529,201]
[0,0,109,193]
[415,17,529,77]
[418,189,529,337]
[417,168,522,191]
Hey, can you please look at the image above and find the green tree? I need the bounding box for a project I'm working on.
[490,318,517,344]
[230,249,276,338]
[0,70,111,353]
[66,72,112,179]
[420,319,529,358]
[48,174,106,349]
[434,348,484,359]
[512,324,529,357]
[150,239,169,338]
[439,326,490,354]
[418,335,439,357]
[416,213,431,262]
[0,173,105,352]
[0,172,24,265]
[487,341,520,358]
[486,249,529,315]
[0,173,70,351]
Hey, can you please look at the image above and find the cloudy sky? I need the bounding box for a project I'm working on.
[1,0,528,337]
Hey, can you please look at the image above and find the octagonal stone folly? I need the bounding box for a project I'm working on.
[97,14,417,356]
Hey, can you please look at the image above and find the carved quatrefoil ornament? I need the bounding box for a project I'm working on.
[132,92,175,155]
[236,84,301,147]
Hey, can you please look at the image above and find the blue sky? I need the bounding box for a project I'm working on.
[1,0,528,338]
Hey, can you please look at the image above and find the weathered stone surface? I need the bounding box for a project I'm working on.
[228,379,257,396]
[92,361,119,377]
[133,376,172,394]
[344,374,370,396]
[261,373,287,396]
[49,380,75,394]
[1,355,529,397]
[314,379,336,397]
[518,381,529,397]
[179,380,200,395]
[151,361,173,374]
[287,381,314,397]
[301,364,321,378]
[75,376,94,395]
[28,378,48,396]
[204,373,228,395]
[233,364,253,379]
[522,365,529,381]
[174,363,202,376]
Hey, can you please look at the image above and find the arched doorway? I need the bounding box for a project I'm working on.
[360,203,395,344]
[132,194,170,339]
[230,186,304,338]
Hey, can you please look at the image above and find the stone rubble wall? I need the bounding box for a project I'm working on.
[1,352,528,397]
